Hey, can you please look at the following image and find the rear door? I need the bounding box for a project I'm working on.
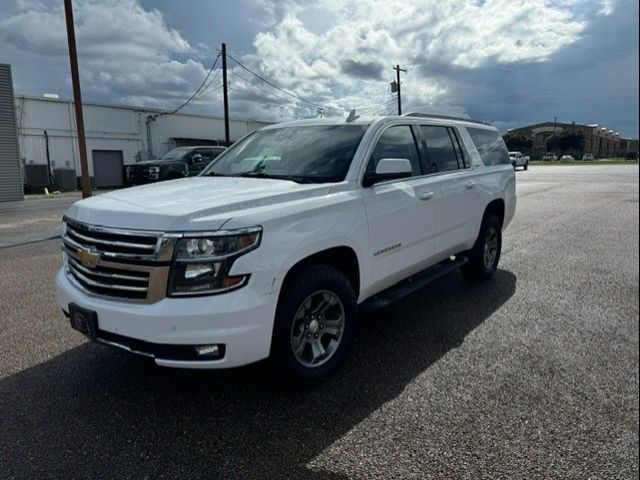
[361,125,439,292]
[417,125,482,257]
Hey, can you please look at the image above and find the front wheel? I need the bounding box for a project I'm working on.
[462,213,502,282]
[270,265,356,384]
[524,162,529,171]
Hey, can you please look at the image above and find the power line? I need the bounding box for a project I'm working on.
[356,98,398,115]
[224,51,326,108]
[165,53,221,115]
[227,69,298,104]
[193,68,222,101]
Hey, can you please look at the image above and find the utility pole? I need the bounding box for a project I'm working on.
[64,0,91,198]
[393,65,407,115]
[221,43,230,147]
[553,116,557,156]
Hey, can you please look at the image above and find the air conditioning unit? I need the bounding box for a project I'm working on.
[24,164,50,191]
[54,168,77,191]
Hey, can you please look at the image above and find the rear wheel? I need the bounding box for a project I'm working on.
[462,213,502,282]
[524,162,529,170]
[270,265,356,384]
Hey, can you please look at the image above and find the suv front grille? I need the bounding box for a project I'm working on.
[62,219,173,303]
[64,220,159,257]
[67,256,150,300]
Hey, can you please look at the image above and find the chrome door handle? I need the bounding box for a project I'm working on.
[465,181,476,189]
[418,191,435,201]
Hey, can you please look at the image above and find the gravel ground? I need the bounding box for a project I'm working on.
[0,194,79,248]
[0,165,638,479]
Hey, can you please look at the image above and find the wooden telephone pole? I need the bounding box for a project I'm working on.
[221,43,230,146]
[393,65,407,115]
[64,0,91,198]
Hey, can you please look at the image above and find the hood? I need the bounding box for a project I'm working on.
[65,176,332,231]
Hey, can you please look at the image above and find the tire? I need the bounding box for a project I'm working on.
[270,265,356,384]
[524,162,529,171]
[461,213,502,282]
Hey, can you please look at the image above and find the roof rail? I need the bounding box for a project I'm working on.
[401,112,490,126]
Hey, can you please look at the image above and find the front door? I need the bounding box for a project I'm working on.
[362,125,438,293]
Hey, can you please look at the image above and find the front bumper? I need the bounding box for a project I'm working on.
[55,268,280,368]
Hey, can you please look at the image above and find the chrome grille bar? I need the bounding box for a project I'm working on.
[68,268,148,293]
[66,228,156,252]
[62,218,174,303]
[67,257,149,283]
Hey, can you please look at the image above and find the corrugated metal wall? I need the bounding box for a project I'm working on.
[0,64,23,202]
[16,95,271,179]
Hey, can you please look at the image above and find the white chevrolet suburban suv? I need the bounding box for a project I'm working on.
[56,113,516,382]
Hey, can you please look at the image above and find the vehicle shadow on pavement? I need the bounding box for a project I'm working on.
[1,269,516,479]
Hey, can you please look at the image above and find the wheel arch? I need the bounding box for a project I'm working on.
[484,198,505,228]
[281,246,361,298]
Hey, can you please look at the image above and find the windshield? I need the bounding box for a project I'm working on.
[202,125,367,183]
[160,147,193,161]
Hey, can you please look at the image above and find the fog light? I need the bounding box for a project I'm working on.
[194,344,221,356]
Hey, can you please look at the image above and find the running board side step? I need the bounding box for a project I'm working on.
[360,255,468,310]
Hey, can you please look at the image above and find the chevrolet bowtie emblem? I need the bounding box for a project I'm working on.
[76,248,101,268]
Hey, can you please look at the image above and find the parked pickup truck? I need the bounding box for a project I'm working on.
[125,146,226,185]
[508,151,530,170]
[56,114,516,382]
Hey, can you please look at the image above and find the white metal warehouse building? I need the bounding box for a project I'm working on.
[12,95,270,191]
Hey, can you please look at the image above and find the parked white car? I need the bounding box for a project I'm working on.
[508,151,530,170]
[582,153,594,161]
[561,155,575,161]
[56,114,516,382]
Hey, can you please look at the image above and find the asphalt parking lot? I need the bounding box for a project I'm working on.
[0,165,638,479]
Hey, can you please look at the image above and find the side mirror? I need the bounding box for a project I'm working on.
[191,153,203,163]
[363,158,413,187]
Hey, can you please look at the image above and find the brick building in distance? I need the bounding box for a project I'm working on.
[507,121,639,159]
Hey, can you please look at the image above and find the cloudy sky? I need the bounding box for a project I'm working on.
[1,0,638,136]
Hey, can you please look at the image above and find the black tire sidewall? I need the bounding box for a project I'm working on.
[270,265,356,383]
[463,213,502,281]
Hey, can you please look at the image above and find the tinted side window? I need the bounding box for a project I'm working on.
[466,127,510,166]
[449,128,470,168]
[420,126,459,173]
[367,126,421,177]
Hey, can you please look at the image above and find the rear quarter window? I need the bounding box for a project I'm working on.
[466,127,510,166]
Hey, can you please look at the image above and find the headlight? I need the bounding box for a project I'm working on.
[168,227,262,296]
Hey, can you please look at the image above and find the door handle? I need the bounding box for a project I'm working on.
[465,181,476,189]
[418,191,435,201]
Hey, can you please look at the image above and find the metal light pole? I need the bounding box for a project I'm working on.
[64,0,91,198]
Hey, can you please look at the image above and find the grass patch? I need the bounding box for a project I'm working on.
[531,159,639,166]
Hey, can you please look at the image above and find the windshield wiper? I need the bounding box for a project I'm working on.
[202,171,228,177]
[234,172,314,184]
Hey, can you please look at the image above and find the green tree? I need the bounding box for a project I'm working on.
[503,132,533,151]
[546,130,585,153]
